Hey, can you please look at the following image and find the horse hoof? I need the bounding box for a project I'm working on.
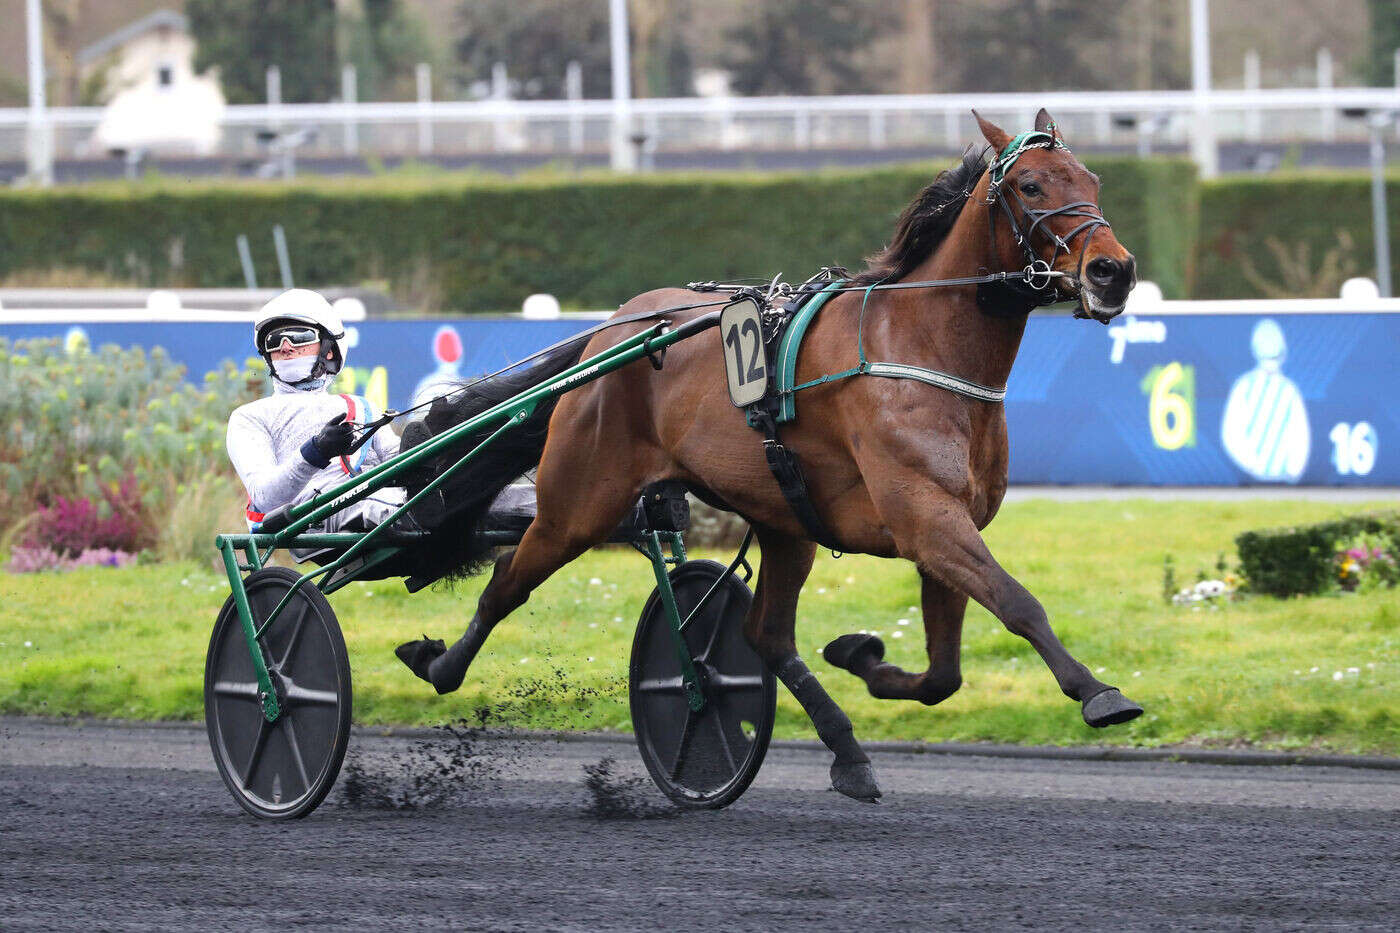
[830,760,882,803]
[395,636,457,694]
[1082,688,1144,728]
[822,633,885,673]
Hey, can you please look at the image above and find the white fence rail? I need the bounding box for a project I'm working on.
[5,87,1400,166]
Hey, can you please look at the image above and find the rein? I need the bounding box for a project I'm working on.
[342,298,735,453]
[350,131,1111,448]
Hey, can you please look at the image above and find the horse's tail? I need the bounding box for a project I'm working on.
[397,336,589,585]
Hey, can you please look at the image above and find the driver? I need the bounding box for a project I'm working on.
[227,289,403,536]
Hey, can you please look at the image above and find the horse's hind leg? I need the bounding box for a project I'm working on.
[397,475,640,695]
[824,573,966,705]
[747,527,881,802]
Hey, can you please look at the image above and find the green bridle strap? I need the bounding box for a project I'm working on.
[988,129,1068,188]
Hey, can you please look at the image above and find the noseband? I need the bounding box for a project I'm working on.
[980,130,1113,319]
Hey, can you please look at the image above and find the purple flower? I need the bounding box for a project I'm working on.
[6,546,135,573]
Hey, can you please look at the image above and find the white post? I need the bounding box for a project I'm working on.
[25,0,52,186]
[267,65,282,132]
[416,62,432,155]
[795,107,811,148]
[492,61,509,151]
[1094,110,1111,143]
[869,107,886,148]
[341,64,358,155]
[1369,116,1392,296]
[1317,47,1335,142]
[1244,49,1261,141]
[565,60,584,153]
[608,0,635,171]
[273,224,294,290]
[236,234,258,290]
[944,109,960,148]
[1189,0,1217,178]
[643,110,659,167]
[720,95,736,150]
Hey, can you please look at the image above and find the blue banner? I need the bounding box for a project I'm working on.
[4,311,1397,485]
[1004,312,1397,485]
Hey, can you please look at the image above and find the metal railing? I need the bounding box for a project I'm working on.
[5,86,1400,168]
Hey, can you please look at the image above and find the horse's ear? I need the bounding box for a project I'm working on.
[1034,107,1065,143]
[973,110,1011,152]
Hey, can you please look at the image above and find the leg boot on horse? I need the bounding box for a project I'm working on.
[392,109,1144,799]
[749,529,882,802]
[824,573,966,706]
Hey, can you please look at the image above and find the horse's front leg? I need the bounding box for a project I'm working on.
[824,573,966,705]
[893,491,1141,727]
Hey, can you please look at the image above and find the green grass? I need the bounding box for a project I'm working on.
[2,498,1397,754]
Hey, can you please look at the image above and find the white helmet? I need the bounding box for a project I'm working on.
[253,289,348,378]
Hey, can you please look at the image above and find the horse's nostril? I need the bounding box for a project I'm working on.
[1087,258,1119,284]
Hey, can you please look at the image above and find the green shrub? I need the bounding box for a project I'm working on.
[0,337,264,552]
[1195,172,1390,298]
[1235,512,1400,597]
[0,157,1198,311]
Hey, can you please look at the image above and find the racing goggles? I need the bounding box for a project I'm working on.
[262,325,321,353]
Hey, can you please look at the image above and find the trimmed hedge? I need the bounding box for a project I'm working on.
[0,157,1196,312]
[1236,512,1400,597]
[1195,172,1396,299]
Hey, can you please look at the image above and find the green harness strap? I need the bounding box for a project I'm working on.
[764,130,1064,421]
[768,278,1007,425]
[769,280,851,423]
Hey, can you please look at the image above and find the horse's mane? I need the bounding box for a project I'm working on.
[849,144,989,287]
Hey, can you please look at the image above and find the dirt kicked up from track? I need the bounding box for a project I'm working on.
[326,662,670,819]
[4,719,1400,931]
[333,719,669,819]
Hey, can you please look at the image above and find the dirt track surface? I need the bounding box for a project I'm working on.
[3,719,1398,932]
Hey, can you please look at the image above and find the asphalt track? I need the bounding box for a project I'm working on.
[3,719,1398,931]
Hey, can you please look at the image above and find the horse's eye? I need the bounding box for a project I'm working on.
[1020,182,1042,197]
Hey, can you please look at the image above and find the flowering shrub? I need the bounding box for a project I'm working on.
[0,337,264,557]
[21,477,150,556]
[1237,512,1400,597]
[7,546,138,573]
[1335,534,1400,593]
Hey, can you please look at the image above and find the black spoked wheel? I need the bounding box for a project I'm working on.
[630,559,775,810]
[205,566,351,820]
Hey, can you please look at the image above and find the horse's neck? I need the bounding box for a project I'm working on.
[884,199,1028,390]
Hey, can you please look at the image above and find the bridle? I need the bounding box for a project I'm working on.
[981,129,1114,319]
[347,129,1121,451]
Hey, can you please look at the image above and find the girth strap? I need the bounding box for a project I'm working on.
[748,405,844,551]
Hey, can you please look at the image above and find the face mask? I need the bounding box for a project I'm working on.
[272,355,319,384]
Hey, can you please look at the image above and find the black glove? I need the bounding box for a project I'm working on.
[300,413,355,468]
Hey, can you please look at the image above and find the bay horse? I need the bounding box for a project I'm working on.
[396,110,1142,802]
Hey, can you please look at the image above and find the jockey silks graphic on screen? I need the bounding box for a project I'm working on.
[1220,319,1310,482]
[411,325,463,407]
[12,313,1396,484]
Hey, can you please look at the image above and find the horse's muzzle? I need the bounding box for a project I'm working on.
[1079,253,1136,323]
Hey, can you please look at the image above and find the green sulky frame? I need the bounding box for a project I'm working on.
[215,312,730,725]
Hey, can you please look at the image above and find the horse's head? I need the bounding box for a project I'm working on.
[974,109,1136,324]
